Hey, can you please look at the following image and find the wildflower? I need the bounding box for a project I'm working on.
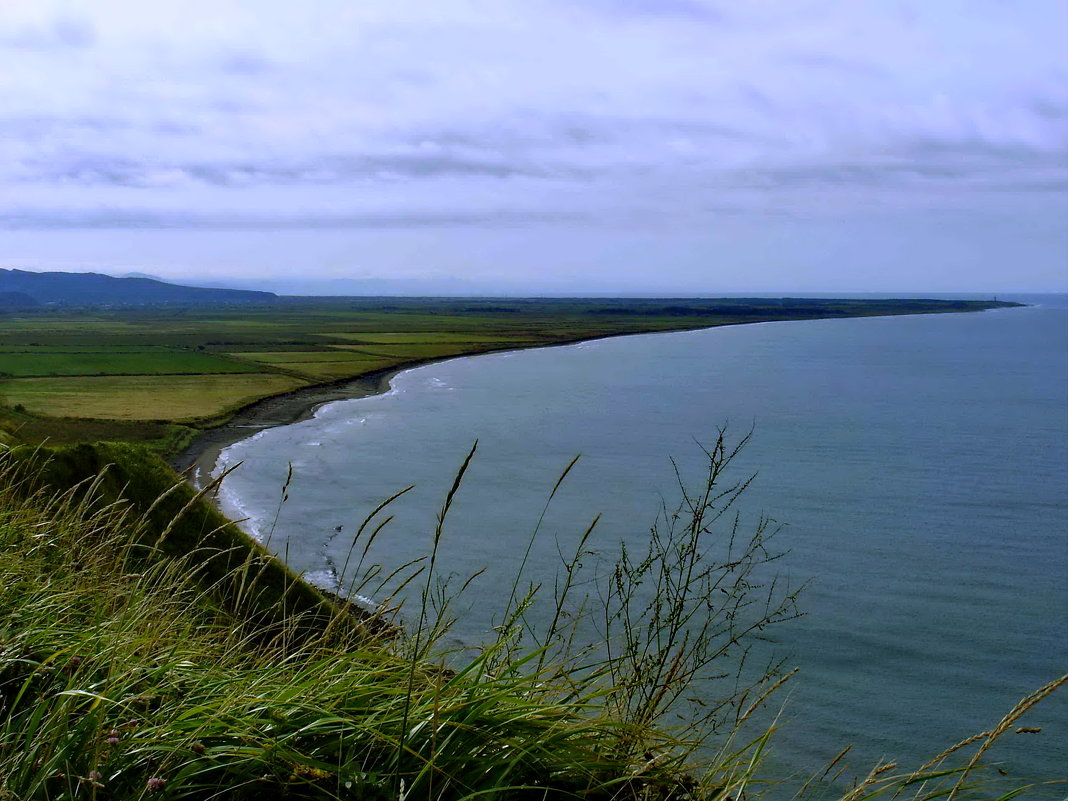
[146,776,166,792]
[105,728,120,745]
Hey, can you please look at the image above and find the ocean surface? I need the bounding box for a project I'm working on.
[216,296,1067,790]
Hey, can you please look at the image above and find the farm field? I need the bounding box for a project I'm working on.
[0,350,260,377]
[232,351,409,381]
[321,342,507,358]
[1,374,308,421]
[324,332,542,344]
[0,296,1014,453]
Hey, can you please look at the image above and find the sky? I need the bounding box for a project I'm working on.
[1,0,1066,294]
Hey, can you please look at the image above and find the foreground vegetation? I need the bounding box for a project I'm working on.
[0,297,1017,453]
[0,435,1060,800]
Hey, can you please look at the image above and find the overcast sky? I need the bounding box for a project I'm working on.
[1,0,1066,293]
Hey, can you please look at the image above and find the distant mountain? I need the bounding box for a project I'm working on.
[183,276,502,297]
[0,269,276,307]
[0,291,40,309]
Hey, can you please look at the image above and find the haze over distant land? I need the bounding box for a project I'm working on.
[1,1,1065,293]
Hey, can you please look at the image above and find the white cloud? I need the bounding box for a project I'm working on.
[0,0,1065,289]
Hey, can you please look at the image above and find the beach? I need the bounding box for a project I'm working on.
[172,368,401,489]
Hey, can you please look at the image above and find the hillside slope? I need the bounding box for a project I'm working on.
[0,442,1060,799]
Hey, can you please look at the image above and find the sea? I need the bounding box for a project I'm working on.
[214,295,1067,791]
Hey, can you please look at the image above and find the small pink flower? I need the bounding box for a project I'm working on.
[146,776,166,792]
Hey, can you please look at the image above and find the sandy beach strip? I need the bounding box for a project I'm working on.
[171,366,402,488]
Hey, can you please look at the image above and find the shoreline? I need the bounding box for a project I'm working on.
[171,302,1024,489]
[173,362,412,488]
[170,331,686,486]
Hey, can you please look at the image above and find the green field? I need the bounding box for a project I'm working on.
[0,350,259,377]
[0,373,307,421]
[233,351,408,380]
[324,331,540,344]
[321,342,513,358]
[0,296,1016,451]
[236,350,374,363]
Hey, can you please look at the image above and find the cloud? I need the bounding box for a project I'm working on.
[12,150,590,188]
[0,15,95,49]
[0,0,1065,288]
[217,49,275,76]
[727,140,1068,192]
[405,113,768,155]
[1030,97,1068,122]
[781,51,889,79]
[0,113,131,139]
[565,0,724,22]
[0,208,588,231]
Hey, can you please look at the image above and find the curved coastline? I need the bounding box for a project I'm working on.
[172,300,1025,493]
[171,327,712,488]
[174,360,437,489]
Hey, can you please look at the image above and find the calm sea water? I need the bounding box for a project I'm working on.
[217,297,1067,789]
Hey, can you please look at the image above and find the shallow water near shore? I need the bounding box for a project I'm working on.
[216,296,1067,789]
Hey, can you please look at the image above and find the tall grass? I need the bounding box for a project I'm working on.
[0,436,1062,800]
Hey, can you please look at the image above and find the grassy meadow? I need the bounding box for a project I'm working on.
[0,297,1017,454]
[0,350,262,377]
[0,374,309,421]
